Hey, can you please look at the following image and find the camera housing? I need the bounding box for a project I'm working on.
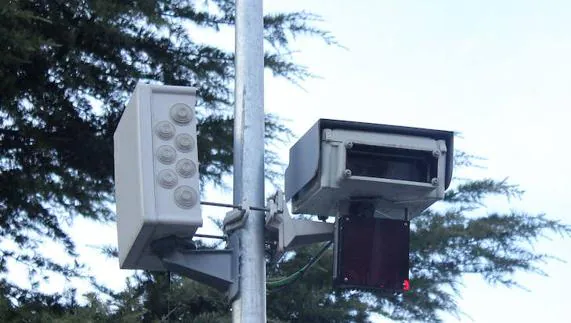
[285,119,454,219]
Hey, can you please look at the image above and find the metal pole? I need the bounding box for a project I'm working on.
[232,0,266,321]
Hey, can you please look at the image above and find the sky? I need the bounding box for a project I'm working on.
[7,0,571,322]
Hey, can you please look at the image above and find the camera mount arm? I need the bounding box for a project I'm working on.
[265,190,334,255]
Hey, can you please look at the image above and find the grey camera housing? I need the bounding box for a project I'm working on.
[285,119,454,219]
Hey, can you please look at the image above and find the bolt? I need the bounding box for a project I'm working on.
[323,129,333,141]
[343,277,349,282]
[431,178,439,186]
[345,217,350,222]
[345,142,354,149]
[432,150,441,158]
[343,169,352,177]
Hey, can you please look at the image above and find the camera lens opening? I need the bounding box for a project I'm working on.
[346,144,437,183]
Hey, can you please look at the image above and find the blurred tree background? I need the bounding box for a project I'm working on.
[0,0,569,322]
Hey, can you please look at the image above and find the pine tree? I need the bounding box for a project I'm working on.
[0,1,569,322]
[0,0,329,295]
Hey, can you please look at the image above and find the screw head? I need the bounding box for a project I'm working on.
[431,178,439,186]
[345,142,354,149]
[343,277,349,282]
[343,169,352,177]
[432,150,441,158]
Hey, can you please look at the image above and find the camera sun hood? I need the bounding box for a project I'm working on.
[285,119,454,217]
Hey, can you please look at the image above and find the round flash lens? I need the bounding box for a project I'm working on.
[175,133,195,152]
[176,159,197,178]
[156,145,177,164]
[170,103,194,125]
[158,169,178,189]
[155,121,176,140]
[174,186,198,209]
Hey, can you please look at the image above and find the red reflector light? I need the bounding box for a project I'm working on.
[403,279,410,291]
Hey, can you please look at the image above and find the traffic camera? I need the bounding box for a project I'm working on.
[284,119,454,292]
[114,83,202,270]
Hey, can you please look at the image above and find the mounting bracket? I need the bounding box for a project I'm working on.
[151,235,238,297]
[266,190,334,258]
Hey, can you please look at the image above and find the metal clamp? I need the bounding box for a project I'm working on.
[223,208,249,233]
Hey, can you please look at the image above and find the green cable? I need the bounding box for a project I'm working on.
[267,241,333,289]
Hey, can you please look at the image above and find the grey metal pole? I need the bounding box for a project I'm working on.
[232,0,266,321]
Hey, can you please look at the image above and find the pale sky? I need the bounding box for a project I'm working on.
[7,0,571,322]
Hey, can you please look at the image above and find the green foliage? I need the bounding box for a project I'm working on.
[0,0,327,282]
[75,174,567,322]
[267,246,371,323]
